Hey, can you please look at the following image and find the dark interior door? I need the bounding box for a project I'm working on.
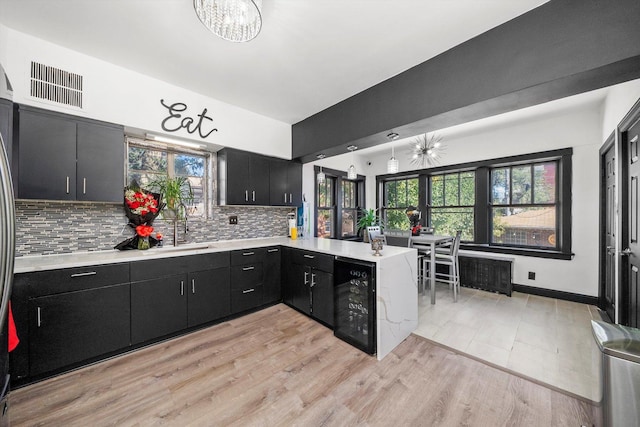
[602,137,616,322]
[624,116,640,328]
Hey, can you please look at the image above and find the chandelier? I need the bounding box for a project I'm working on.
[409,133,444,167]
[194,0,263,43]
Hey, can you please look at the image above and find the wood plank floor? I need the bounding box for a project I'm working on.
[10,304,597,426]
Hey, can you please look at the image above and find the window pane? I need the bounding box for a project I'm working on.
[385,209,409,231]
[407,178,419,206]
[534,162,556,204]
[460,171,475,206]
[318,178,334,208]
[492,206,556,248]
[187,176,204,217]
[385,181,397,208]
[342,181,356,208]
[444,174,459,206]
[512,165,532,204]
[431,175,444,207]
[431,207,474,241]
[128,146,167,173]
[341,209,357,236]
[175,154,205,177]
[127,172,164,188]
[491,168,510,204]
[317,209,333,239]
[396,180,407,205]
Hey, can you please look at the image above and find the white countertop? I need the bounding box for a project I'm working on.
[14,237,415,273]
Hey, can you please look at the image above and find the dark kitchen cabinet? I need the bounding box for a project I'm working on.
[218,148,270,205]
[283,249,334,328]
[263,246,282,303]
[230,248,265,313]
[130,253,230,344]
[10,263,131,380]
[269,158,302,206]
[131,274,188,344]
[187,267,231,327]
[28,284,130,377]
[14,104,124,202]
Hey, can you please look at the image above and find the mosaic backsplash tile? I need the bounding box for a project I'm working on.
[15,200,294,256]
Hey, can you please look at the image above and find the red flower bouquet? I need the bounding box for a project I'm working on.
[115,181,166,250]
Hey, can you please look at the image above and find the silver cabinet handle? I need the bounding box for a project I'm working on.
[245,190,249,202]
[180,280,184,296]
[243,288,255,294]
[243,266,255,271]
[37,307,42,327]
[83,177,86,194]
[284,193,287,203]
[311,273,316,288]
[304,254,315,259]
[66,176,70,194]
[243,251,255,256]
[252,190,255,201]
[304,271,309,285]
[289,193,292,203]
[192,278,195,294]
[267,248,279,253]
[71,271,97,278]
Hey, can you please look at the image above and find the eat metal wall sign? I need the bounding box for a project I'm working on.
[159,99,218,139]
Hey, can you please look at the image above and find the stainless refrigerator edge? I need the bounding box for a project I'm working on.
[0,62,15,425]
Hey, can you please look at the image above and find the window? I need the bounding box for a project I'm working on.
[127,142,208,218]
[315,166,365,240]
[430,171,475,241]
[317,175,335,239]
[341,180,359,238]
[382,177,419,231]
[490,161,557,249]
[377,148,571,259]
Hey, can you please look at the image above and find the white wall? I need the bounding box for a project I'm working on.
[602,79,640,141]
[308,103,604,296]
[0,25,291,158]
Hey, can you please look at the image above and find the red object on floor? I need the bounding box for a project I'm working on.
[8,302,19,352]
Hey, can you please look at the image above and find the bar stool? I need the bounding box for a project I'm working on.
[408,237,431,295]
[423,230,462,302]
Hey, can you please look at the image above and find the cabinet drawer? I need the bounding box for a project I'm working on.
[185,252,230,272]
[230,248,265,266]
[130,256,189,281]
[18,263,130,296]
[290,250,334,273]
[230,263,264,290]
[231,285,263,313]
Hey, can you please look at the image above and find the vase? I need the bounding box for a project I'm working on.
[138,236,150,250]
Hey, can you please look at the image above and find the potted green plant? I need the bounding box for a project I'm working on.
[357,208,379,243]
[148,176,194,220]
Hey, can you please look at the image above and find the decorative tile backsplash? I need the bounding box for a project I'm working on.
[15,200,294,256]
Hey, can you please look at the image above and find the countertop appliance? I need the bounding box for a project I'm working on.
[0,63,15,426]
[334,257,375,354]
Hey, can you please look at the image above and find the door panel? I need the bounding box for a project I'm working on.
[604,143,616,321]
[625,116,640,328]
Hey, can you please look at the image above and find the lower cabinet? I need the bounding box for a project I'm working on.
[283,249,334,328]
[230,248,265,314]
[188,268,231,327]
[131,274,188,345]
[263,246,282,304]
[28,283,130,377]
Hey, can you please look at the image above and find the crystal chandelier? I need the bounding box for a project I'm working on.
[347,145,358,179]
[194,0,263,43]
[387,146,399,173]
[409,133,444,167]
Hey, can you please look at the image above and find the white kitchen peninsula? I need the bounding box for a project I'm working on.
[14,237,418,361]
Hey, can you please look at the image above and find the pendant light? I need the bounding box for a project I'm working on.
[317,166,325,184]
[387,146,399,173]
[347,145,358,179]
[193,0,263,43]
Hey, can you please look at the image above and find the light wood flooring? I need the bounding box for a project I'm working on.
[11,304,596,426]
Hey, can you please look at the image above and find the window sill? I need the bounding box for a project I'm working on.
[459,244,573,260]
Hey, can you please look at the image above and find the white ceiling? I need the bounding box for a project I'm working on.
[0,0,551,125]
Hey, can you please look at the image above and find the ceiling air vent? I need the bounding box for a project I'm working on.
[30,61,83,108]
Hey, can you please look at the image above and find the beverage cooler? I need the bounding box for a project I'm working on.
[334,257,376,355]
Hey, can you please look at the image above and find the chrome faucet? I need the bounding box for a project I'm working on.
[172,203,188,247]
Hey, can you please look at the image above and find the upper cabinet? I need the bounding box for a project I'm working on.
[218,148,270,205]
[269,158,302,206]
[14,105,124,202]
[218,147,303,207]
